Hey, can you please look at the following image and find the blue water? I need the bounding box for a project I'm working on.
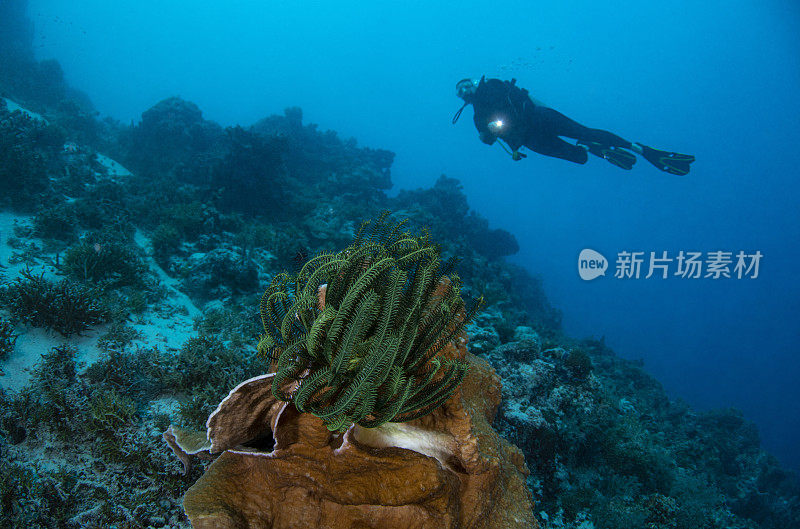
[29,0,800,470]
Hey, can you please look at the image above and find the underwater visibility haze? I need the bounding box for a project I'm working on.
[1,0,799,527]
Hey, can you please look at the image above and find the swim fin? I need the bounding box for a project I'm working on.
[579,141,637,170]
[635,143,695,176]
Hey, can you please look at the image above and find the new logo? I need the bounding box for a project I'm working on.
[578,249,607,280]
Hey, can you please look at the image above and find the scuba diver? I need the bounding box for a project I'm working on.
[452,76,695,175]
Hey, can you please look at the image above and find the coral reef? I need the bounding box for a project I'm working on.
[486,335,800,529]
[0,102,55,208]
[61,238,148,288]
[125,96,224,179]
[211,125,288,217]
[32,203,79,242]
[0,16,797,527]
[393,175,519,260]
[252,106,394,194]
[179,248,259,303]
[0,317,17,361]
[0,268,110,336]
[173,334,264,430]
[0,0,67,109]
[0,343,193,527]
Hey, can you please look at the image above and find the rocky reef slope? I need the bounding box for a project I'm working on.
[1,2,798,528]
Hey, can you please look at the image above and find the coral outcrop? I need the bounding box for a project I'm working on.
[127,97,224,178]
[166,215,534,528]
[168,352,534,529]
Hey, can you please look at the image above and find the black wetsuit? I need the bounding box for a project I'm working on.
[468,77,633,164]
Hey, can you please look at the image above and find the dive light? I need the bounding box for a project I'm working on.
[488,119,504,134]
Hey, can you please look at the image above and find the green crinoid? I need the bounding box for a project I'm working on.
[257,212,483,431]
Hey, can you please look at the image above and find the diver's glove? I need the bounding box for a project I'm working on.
[480,130,497,145]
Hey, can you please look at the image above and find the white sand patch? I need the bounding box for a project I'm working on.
[148,396,180,417]
[134,229,201,318]
[0,324,108,392]
[0,211,60,281]
[95,153,132,177]
[2,97,48,124]
[0,220,204,393]
[1,210,89,391]
[128,310,197,354]
[127,229,201,353]
[0,211,34,280]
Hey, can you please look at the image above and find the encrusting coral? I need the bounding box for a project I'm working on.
[166,342,535,529]
[165,214,534,528]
